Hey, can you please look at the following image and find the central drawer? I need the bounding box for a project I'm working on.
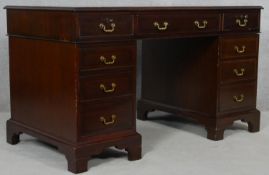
[80,70,135,100]
[137,13,220,35]
[80,96,135,137]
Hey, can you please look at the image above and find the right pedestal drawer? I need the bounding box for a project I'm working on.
[220,35,259,59]
[219,34,259,113]
[220,59,257,84]
[219,82,257,112]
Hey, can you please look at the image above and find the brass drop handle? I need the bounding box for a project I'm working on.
[99,23,116,33]
[236,18,248,27]
[100,114,117,125]
[100,83,116,93]
[234,45,246,54]
[233,94,245,103]
[153,21,169,31]
[233,68,245,77]
[194,20,208,29]
[100,55,116,65]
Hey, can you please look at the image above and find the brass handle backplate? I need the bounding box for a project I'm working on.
[234,45,246,54]
[194,20,208,29]
[233,68,245,77]
[100,83,116,93]
[99,23,116,33]
[100,114,117,125]
[100,55,117,65]
[233,94,245,103]
[153,21,169,31]
[236,18,248,27]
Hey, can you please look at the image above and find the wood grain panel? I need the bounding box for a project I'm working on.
[7,10,77,41]
[9,37,78,142]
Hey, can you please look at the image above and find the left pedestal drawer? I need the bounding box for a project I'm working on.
[80,96,135,137]
[80,70,135,100]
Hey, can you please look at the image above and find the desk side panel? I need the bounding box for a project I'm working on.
[9,37,79,143]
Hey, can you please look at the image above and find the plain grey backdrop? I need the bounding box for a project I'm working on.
[0,0,268,112]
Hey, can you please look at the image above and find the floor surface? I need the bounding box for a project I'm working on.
[0,111,269,175]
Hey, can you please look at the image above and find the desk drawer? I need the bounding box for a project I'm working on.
[221,35,259,59]
[80,42,136,70]
[78,13,134,37]
[223,11,260,32]
[80,70,135,100]
[137,13,220,35]
[220,59,257,84]
[219,82,256,112]
[80,96,134,136]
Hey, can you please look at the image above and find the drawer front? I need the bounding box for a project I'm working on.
[79,13,134,37]
[80,70,135,100]
[80,42,136,70]
[220,59,257,84]
[219,83,256,112]
[137,13,220,35]
[223,11,260,32]
[80,96,134,136]
[221,35,259,59]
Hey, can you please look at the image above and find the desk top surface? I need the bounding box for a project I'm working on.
[4,6,263,12]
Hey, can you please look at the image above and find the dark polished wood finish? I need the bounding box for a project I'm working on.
[5,6,262,173]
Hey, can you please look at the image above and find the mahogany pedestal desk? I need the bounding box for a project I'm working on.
[5,6,262,173]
